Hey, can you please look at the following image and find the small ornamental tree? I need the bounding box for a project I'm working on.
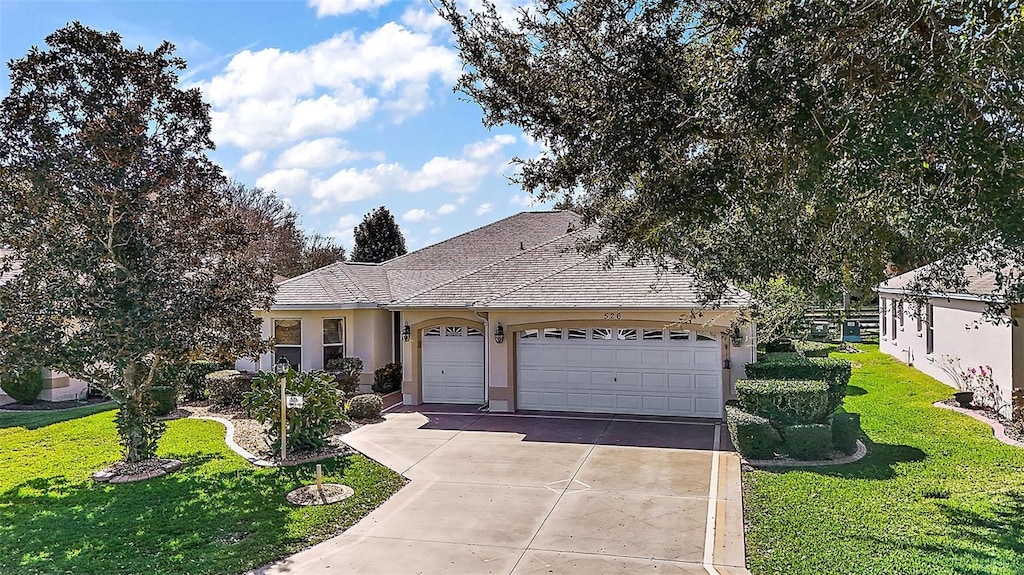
[351,206,407,263]
[0,24,275,463]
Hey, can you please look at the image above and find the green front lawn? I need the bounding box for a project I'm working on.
[0,404,404,575]
[744,345,1024,575]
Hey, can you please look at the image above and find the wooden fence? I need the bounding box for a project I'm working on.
[804,307,880,340]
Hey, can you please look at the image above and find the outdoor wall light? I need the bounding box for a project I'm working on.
[274,356,290,375]
[494,324,505,344]
[730,325,744,348]
[402,322,411,342]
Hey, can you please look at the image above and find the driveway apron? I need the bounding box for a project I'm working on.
[253,408,748,575]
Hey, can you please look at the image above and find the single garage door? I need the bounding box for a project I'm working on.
[422,325,486,404]
[517,327,723,417]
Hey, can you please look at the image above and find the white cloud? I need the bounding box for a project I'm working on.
[198,23,461,149]
[403,208,431,222]
[436,203,458,216]
[465,134,516,160]
[276,138,368,169]
[456,195,469,205]
[256,168,310,196]
[309,0,391,17]
[325,213,362,247]
[474,203,493,216]
[238,150,266,171]
[312,163,403,203]
[509,194,536,207]
[401,7,448,33]
[429,226,443,236]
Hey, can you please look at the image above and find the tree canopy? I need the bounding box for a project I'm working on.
[0,23,275,461]
[440,1,1024,313]
[225,181,346,277]
[351,206,407,263]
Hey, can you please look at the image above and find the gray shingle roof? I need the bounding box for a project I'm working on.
[878,260,1019,300]
[271,210,749,310]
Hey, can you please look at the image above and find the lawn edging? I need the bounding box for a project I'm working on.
[189,415,348,468]
[933,401,1024,448]
[742,439,867,468]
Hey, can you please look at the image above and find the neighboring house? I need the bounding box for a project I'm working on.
[238,211,755,419]
[0,248,89,403]
[877,262,1024,416]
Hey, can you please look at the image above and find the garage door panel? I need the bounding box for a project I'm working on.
[517,326,723,417]
[422,327,485,404]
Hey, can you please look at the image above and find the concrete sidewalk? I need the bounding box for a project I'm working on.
[254,410,749,575]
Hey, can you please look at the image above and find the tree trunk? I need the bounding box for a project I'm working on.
[114,361,164,463]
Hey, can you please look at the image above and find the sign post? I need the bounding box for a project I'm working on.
[274,358,290,462]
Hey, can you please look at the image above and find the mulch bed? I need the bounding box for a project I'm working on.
[286,483,355,506]
[1,397,113,411]
[939,398,1024,443]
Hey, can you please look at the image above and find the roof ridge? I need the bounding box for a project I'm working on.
[391,226,587,305]
[381,210,574,269]
[476,247,607,305]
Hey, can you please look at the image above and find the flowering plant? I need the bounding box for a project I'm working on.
[965,365,1009,416]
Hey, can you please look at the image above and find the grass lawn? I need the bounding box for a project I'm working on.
[744,345,1024,575]
[0,403,405,575]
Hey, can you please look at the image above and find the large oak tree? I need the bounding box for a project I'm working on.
[0,24,275,462]
[440,1,1024,315]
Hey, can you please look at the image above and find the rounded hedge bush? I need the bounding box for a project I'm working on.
[372,362,402,394]
[148,385,178,416]
[782,424,834,460]
[830,412,861,455]
[736,378,832,426]
[348,393,383,420]
[725,404,782,460]
[205,370,253,407]
[1,368,44,404]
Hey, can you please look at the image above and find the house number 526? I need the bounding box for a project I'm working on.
[603,312,622,320]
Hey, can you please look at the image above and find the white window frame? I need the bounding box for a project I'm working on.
[322,317,346,367]
[273,318,303,369]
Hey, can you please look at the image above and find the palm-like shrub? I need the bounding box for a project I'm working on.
[243,368,345,454]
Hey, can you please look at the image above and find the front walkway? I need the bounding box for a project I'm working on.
[254,408,749,575]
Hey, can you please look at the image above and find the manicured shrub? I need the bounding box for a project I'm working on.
[744,353,851,414]
[725,404,782,460]
[348,393,383,420]
[830,412,861,455]
[205,369,253,407]
[764,338,796,353]
[148,385,178,416]
[326,357,363,397]
[372,362,402,394]
[736,378,832,426]
[182,360,230,401]
[782,424,834,460]
[243,369,345,454]
[795,340,835,358]
[0,368,44,404]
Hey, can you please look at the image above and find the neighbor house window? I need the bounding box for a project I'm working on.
[916,303,923,332]
[926,304,935,354]
[891,301,898,342]
[322,318,345,367]
[880,298,887,337]
[274,319,302,368]
[898,300,904,327]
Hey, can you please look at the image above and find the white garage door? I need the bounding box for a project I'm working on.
[422,325,486,404]
[517,327,723,417]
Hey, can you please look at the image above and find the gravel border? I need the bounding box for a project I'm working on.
[743,440,868,468]
[934,401,1024,448]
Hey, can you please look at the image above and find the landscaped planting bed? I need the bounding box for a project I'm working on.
[743,345,1024,574]
[0,404,405,575]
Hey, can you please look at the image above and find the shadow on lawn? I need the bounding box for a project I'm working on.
[0,456,355,575]
[764,439,927,480]
[0,402,117,430]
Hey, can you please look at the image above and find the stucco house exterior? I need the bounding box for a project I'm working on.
[237,211,755,419]
[0,249,90,404]
[877,262,1024,417]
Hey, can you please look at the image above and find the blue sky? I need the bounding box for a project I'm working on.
[0,0,545,251]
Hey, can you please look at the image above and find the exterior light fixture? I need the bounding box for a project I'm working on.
[730,325,744,348]
[402,322,411,342]
[494,324,505,344]
[274,356,290,375]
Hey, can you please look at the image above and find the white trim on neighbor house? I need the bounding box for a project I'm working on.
[877,286,1005,304]
[269,303,379,310]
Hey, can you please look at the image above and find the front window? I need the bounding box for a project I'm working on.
[880,298,887,337]
[274,319,302,369]
[926,304,935,354]
[323,318,345,366]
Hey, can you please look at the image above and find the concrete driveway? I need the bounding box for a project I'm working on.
[255,407,748,575]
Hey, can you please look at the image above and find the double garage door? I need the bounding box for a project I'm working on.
[517,327,723,418]
[420,324,723,417]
